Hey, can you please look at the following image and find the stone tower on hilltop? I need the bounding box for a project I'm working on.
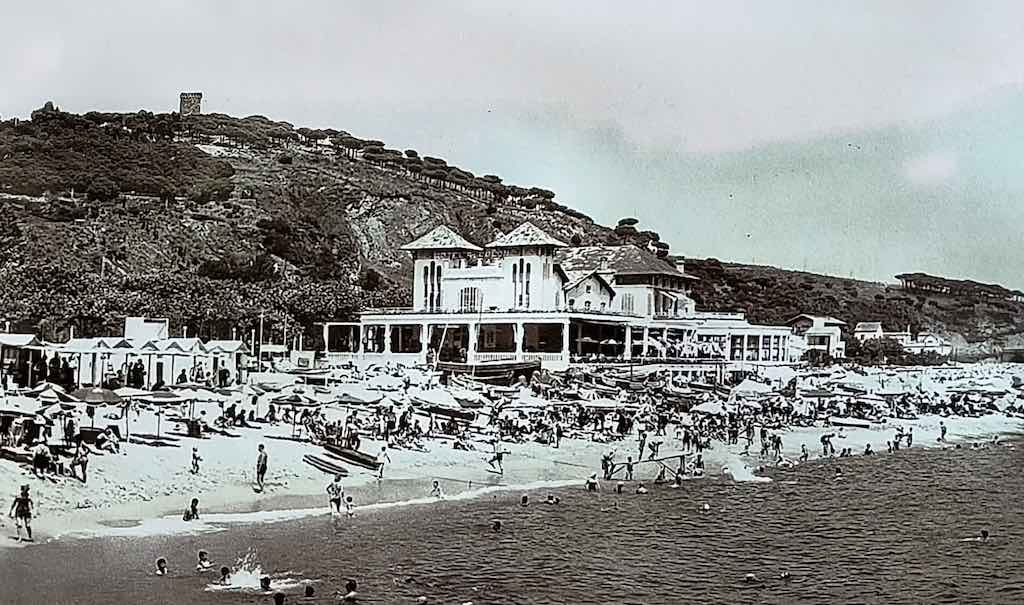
[179,92,203,116]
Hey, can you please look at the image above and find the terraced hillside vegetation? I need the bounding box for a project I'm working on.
[1,102,1021,356]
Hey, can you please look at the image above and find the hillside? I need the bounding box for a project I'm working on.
[1,103,1022,355]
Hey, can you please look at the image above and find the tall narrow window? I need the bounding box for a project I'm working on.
[428,262,436,310]
[518,259,525,307]
[435,265,443,309]
[512,264,518,308]
[525,262,531,308]
[422,265,429,309]
[460,287,481,311]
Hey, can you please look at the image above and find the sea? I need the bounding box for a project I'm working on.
[2,442,1023,605]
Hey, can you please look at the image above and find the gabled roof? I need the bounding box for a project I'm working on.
[555,245,696,279]
[563,270,616,297]
[485,222,568,248]
[786,314,847,326]
[401,225,482,251]
[854,322,883,332]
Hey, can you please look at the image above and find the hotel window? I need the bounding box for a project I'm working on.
[525,262,531,308]
[512,264,518,307]
[459,287,481,311]
[422,265,429,309]
[621,293,635,314]
[435,265,443,309]
[584,301,591,310]
[568,298,576,309]
[586,284,592,294]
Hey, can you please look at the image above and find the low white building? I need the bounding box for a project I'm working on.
[321,221,795,378]
[853,322,953,356]
[787,314,847,359]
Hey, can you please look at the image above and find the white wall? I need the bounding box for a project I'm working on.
[565,275,613,312]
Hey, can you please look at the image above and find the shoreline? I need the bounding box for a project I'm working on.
[3,407,1020,550]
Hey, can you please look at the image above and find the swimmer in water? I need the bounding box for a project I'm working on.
[520,494,529,507]
[196,550,212,571]
[260,576,272,591]
[864,443,874,455]
[491,520,502,532]
[671,469,684,488]
[341,579,358,602]
[273,592,285,605]
[779,571,792,582]
[960,529,991,542]
[635,482,648,495]
[744,573,758,583]
[430,480,444,499]
[584,473,600,492]
[155,557,168,576]
[545,494,556,505]
[615,481,624,495]
[218,566,231,585]
[305,584,316,597]
[701,503,710,514]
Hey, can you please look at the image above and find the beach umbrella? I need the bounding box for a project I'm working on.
[367,374,405,391]
[35,387,82,405]
[70,387,123,427]
[139,391,192,438]
[113,387,151,439]
[272,392,320,437]
[333,384,383,406]
[692,400,727,416]
[28,381,66,394]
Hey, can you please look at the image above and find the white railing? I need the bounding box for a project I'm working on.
[474,352,518,362]
[523,352,567,363]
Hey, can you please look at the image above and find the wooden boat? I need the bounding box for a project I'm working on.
[323,444,382,471]
[303,453,350,476]
[421,404,477,422]
[828,416,872,429]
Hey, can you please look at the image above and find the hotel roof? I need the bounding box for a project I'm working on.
[400,225,483,251]
[854,321,883,332]
[556,245,696,279]
[485,222,568,248]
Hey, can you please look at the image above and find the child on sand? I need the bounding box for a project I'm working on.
[430,480,444,499]
[344,495,355,518]
[191,447,202,474]
[155,558,168,576]
[183,498,200,521]
[625,456,634,481]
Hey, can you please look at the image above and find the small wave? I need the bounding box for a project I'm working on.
[50,479,582,542]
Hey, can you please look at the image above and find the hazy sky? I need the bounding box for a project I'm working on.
[3,1,1023,287]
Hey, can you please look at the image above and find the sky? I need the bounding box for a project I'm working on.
[3,1,1023,288]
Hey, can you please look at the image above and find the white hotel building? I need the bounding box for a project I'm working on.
[321,222,795,380]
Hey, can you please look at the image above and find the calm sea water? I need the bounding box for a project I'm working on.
[3,443,1023,604]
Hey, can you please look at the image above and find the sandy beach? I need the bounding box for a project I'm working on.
[3,369,1021,550]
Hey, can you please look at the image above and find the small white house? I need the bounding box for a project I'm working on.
[787,314,846,359]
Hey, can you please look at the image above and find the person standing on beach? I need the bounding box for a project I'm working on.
[191,447,202,474]
[486,438,505,475]
[376,445,392,480]
[256,444,268,490]
[906,428,914,448]
[9,485,34,542]
[72,442,93,483]
[939,421,948,442]
[327,474,344,512]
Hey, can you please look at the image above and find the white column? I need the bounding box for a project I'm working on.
[384,324,393,354]
[624,326,633,360]
[322,324,330,353]
[642,327,650,358]
[420,323,430,364]
[743,334,749,362]
[562,321,570,361]
[515,322,525,356]
[467,323,478,364]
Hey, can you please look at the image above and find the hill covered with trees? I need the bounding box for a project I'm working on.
[1,102,1021,356]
